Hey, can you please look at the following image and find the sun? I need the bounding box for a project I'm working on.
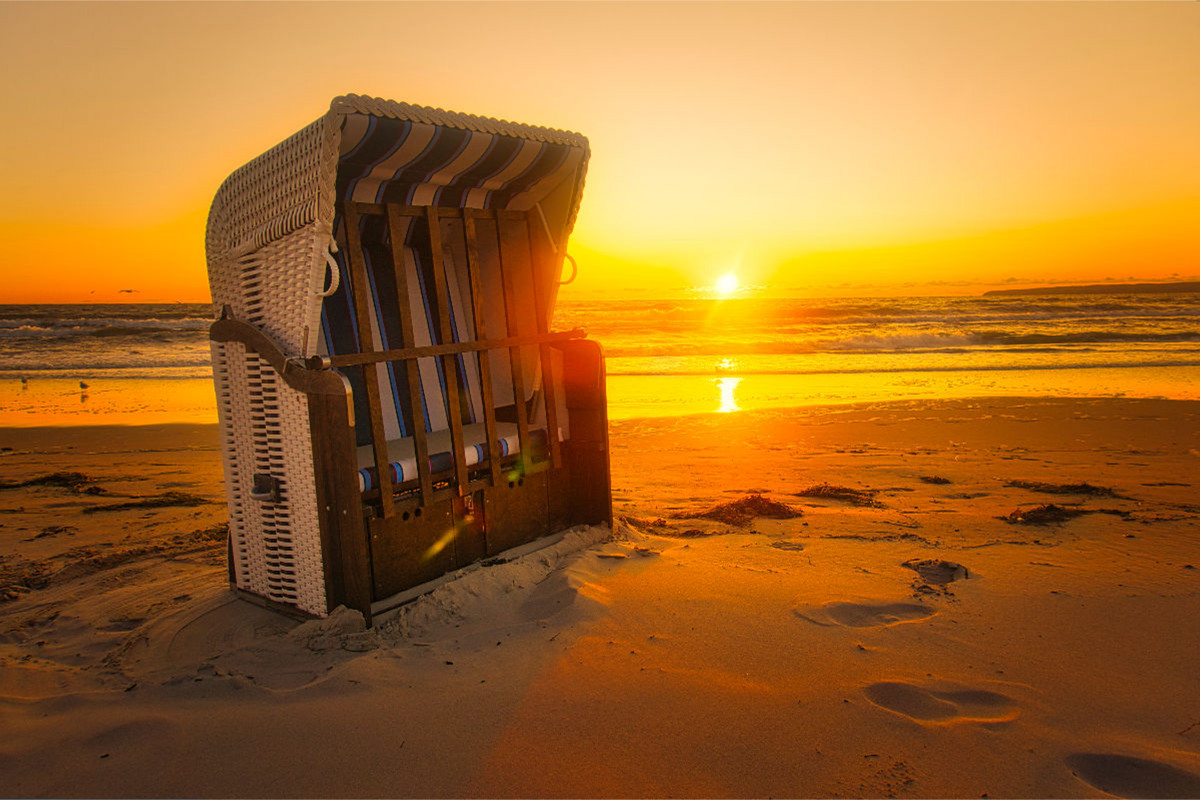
[714,272,740,298]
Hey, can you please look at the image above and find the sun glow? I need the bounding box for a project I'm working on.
[715,272,740,298]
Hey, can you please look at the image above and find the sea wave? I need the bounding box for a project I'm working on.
[0,303,212,319]
[556,296,1200,329]
[602,329,1200,358]
[605,359,1200,378]
[563,311,1200,340]
[0,317,211,339]
[0,354,214,373]
[4,298,1198,381]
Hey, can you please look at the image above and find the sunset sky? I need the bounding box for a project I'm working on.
[1,1,1197,303]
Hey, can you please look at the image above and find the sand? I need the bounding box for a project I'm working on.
[2,397,1199,798]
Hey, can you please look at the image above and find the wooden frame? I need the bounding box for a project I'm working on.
[211,201,612,623]
[331,203,581,514]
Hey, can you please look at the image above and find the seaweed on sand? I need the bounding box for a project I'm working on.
[1002,504,1131,525]
[0,471,105,494]
[795,483,884,508]
[1003,504,1088,525]
[1006,480,1121,497]
[83,491,213,514]
[693,494,802,527]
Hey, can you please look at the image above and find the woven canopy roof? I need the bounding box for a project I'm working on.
[208,94,590,260]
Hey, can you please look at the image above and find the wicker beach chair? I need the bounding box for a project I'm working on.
[206,95,611,622]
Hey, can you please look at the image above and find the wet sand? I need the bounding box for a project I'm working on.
[2,397,1199,797]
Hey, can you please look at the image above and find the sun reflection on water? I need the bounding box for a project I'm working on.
[715,376,742,413]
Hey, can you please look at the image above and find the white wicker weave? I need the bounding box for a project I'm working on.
[210,340,326,614]
[206,95,589,617]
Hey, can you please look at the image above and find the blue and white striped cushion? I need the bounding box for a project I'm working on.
[356,425,556,492]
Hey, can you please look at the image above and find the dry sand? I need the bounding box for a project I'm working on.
[1,397,1199,798]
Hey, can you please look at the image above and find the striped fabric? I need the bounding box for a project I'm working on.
[356,424,553,493]
[336,115,583,212]
[320,111,585,454]
[321,212,486,446]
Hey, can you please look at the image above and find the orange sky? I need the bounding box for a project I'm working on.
[1,1,1197,303]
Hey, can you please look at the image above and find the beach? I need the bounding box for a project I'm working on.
[3,396,1199,797]
[4,0,1200,795]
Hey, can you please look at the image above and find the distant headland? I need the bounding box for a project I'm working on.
[983,281,1200,297]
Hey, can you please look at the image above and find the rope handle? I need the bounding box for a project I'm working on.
[534,202,579,286]
[317,240,341,297]
[560,252,578,285]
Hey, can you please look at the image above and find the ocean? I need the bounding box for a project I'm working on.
[1,294,1198,425]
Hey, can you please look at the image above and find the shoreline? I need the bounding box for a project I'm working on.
[3,380,1199,429]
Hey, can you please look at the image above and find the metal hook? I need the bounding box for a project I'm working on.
[317,242,341,298]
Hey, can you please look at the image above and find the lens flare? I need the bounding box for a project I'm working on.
[423,527,459,561]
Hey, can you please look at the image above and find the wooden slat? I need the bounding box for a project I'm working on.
[349,202,501,221]
[385,205,434,507]
[463,211,502,488]
[425,206,469,493]
[496,216,531,465]
[307,380,373,621]
[349,202,423,218]
[525,214,562,468]
[321,329,586,368]
[336,199,581,509]
[343,206,395,519]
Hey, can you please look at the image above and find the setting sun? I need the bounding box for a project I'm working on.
[715,272,740,297]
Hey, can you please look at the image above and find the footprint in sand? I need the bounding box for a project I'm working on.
[864,681,1018,724]
[97,616,147,632]
[902,559,969,584]
[794,601,935,628]
[1066,753,1200,799]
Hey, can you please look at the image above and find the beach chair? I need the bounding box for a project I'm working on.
[205,95,611,622]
